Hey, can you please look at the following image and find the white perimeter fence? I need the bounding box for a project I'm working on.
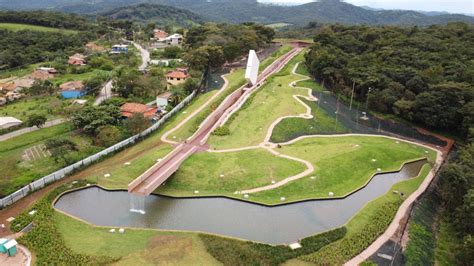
[0,91,196,209]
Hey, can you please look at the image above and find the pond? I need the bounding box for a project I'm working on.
[55,160,426,245]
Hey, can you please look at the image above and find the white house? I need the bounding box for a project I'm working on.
[156,92,172,109]
[165,34,183,46]
[150,59,183,67]
[0,117,23,129]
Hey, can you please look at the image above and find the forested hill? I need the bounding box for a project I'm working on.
[305,22,474,138]
[98,4,204,27]
[0,10,95,30]
[1,0,472,26]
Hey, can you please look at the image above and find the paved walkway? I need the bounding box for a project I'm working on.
[0,118,65,142]
[94,80,113,106]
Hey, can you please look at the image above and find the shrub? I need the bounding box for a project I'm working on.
[301,200,402,265]
[212,126,230,136]
[200,227,346,265]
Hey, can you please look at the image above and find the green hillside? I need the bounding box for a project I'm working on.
[99,3,204,27]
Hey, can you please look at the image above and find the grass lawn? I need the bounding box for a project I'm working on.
[208,52,307,149]
[0,123,102,197]
[0,95,64,121]
[55,212,219,265]
[52,69,111,85]
[157,148,306,196]
[270,97,348,143]
[0,23,78,34]
[299,164,432,264]
[249,136,436,204]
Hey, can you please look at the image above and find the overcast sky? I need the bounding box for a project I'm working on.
[258,0,474,14]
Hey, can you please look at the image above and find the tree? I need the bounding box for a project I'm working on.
[96,125,122,147]
[162,46,182,59]
[124,113,151,135]
[28,80,55,96]
[26,114,47,128]
[45,139,78,164]
[72,105,122,135]
[169,85,187,106]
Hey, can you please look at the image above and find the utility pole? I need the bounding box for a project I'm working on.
[349,80,355,110]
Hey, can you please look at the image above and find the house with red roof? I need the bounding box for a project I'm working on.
[165,68,190,89]
[120,103,158,119]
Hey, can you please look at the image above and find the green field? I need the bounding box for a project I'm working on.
[0,123,102,197]
[270,97,348,143]
[0,23,78,34]
[0,96,64,121]
[55,212,219,265]
[159,148,306,196]
[250,136,435,204]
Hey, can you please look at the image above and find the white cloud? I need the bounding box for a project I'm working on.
[257,0,474,14]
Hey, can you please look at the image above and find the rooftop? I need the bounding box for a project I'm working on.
[121,103,158,118]
[0,117,23,126]
[166,70,189,79]
[60,81,84,91]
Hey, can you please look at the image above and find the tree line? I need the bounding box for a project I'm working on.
[0,10,96,31]
[183,22,275,71]
[305,22,474,139]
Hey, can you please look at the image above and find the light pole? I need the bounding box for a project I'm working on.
[361,87,372,120]
[349,80,355,110]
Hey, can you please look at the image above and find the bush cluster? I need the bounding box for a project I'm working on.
[301,199,402,265]
[200,227,346,265]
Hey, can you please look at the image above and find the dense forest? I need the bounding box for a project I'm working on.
[98,3,204,28]
[1,0,472,26]
[0,11,102,68]
[0,11,96,30]
[305,22,474,138]
[183,22,275,70]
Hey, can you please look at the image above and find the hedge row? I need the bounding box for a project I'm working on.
[12,181,118,265]
[300,199,402,265]
[199,227,346,265]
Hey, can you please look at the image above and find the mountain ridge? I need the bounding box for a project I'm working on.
[0,0,472,26]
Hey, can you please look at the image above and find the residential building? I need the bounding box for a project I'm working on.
[0,117,23,129]
[68,54,86,66]
[5,91,22,101]
[165,68,190,88]
[14,78,35,91]
[156,92,172,109]
[60,81,86,99]
[0,83,18,93]
[111,44,129,54]
[165,33,183,46]
[120,103,158,119]
[37,67,57,74]
[150,59,183,67]
[31,70,53,80]
[153,29,169,41]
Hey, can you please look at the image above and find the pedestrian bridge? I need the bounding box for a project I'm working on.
[128,47,301,196]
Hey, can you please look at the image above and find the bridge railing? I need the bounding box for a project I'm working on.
[0,90,197,209]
